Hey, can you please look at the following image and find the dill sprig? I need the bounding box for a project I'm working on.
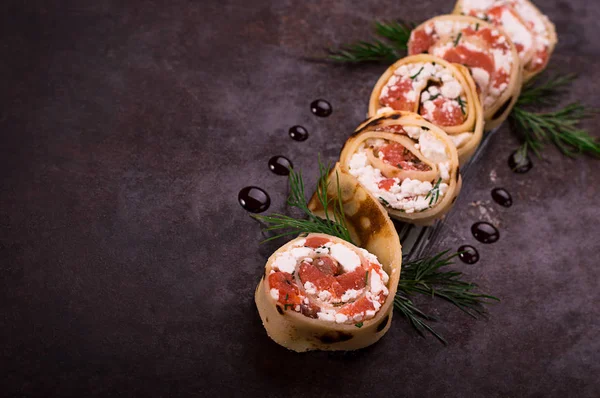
[511,102,599,158]
[516,73,576,107]
[510,73,600,158]
[394,293,447,344]
[425,178,442,206]
[374,21,413,51]
[410,66,424,80]
[252,160,352,243]
[453,32,462,47]
[457,96,466,115]
[328,21,414,63]
[328,40,398,64]
[395,250,499,344]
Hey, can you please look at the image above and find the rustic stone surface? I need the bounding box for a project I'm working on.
[1,0,599,396]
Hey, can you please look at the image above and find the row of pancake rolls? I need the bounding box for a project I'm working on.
[255,0,556,351]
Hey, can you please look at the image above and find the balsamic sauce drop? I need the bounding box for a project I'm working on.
[289,125,309,141]
[457,245,479,264]
[471,222,500,244]
[508,149,532,173]
[238,186,271,213]
[268,156,293,176]
[491,188,513,207]
[310,99,332,117]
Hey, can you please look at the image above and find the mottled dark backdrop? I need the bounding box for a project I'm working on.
[1,0,599,397]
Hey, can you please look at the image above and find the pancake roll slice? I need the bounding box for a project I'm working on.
[369,54,484,164]
[408,15,522,130]
[340,111,462,226]
[453,0,557,81]
[255,166,402,352]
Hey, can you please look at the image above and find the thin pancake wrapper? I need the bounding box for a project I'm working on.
[339,111,462,226]
[255,169,402,352]
[408,15,522,130]
[452,0,557,82]
[368,54,484,164]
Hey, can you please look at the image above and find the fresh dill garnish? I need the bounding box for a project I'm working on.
[364,270,369,284]
[509,74,599,158]
[374,21,414,51]
[397,163,403,169]
[457,97,466,115]
[516,73,576,107]
[394,293,446,344]
[328,40,398,64]
[395,250,499,344]
[429,93,440,101]
[378,197,390,206]
[475,23,480,31]
[252,159,352,243]
[425,178,442,206]
[328,21,414,64]
[399,251,499,318]
[355,322,364,328]
[284,304,293,310]
[511,104,599,158]
[285,293,289,302]
[410,66,424,80]
[453,32,462,47]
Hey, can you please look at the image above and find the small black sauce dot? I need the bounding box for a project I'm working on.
[310,99,332,117]
[238,186,270,213]
[458,245,480,264]
[508,149,533,173]
[491,188,512,207]
[268,156,293,176]
[289,125,309,141]
[471,222,499,244]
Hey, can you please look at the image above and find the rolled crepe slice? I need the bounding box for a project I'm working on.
[339,111,462,226]
[255,230,401,352]
[368,54,484,164]
[452,0,557,82]
[408,15,523,130]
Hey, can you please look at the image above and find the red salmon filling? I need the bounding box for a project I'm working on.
[423,97,466,126]
[379,76,418,111]
[407,19,515,109]
[460,0,553,74]
[378,141,431,172]
[530,48,548,72]
[347,126,452,213]
[267,235,390,324]
[378,61,468,128]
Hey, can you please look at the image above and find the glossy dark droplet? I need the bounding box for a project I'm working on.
[491,188,513,207]
[268,156,293,176]
[508,149,533,173]
[471,222,499,244]
[457,245,480,264]
[238,186,270,213]
[289,125,308,141]
[310,99,332,117]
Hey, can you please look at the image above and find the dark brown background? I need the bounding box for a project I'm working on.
[1,0,599,396]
